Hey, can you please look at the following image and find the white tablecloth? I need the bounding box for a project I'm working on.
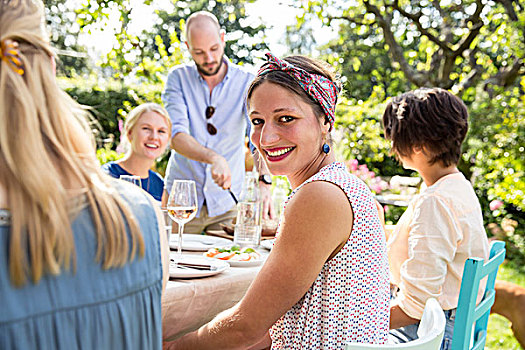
[161,250,268,341]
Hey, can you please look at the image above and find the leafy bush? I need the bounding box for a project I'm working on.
[59,77,163,147]
[465,81,525,270]
[334,88,412,177]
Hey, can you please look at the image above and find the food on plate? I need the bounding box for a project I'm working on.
[204,246,260,262]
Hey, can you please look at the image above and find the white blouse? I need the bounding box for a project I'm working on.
[387,172,490,319]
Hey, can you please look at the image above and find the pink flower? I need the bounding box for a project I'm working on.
[371,183,383,193]
[489,200,503,211]
[349,159,359,172]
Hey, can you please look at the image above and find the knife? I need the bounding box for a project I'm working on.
[171,260,216,271]
[227,188,238,204]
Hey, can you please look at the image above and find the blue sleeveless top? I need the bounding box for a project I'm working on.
[102,161,165,202]
[0,181,163,349]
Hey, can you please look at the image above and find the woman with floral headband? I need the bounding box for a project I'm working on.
[164,54,390,349]
[0,0,168,348]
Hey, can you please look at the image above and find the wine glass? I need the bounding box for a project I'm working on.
[119,175,141,187]
[167,180,198,259]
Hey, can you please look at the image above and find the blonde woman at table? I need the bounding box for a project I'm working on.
[164,54,390,350]
[0,1,169,349]
[102,103,172,204]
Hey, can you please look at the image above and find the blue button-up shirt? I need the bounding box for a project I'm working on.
[162,58,254,217]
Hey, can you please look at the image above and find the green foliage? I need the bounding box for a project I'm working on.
[300,0,524,100]
[334,87,410,177]
[96,147,124,165]
[59,76,162,146]
[466,80,525,269]
[74,0,268,83]
[320,23,413,100]
[152,0,269,65]
[486,263,525,350]
[43,0,90,77]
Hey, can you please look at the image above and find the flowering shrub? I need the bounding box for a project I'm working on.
[346,159,389,194]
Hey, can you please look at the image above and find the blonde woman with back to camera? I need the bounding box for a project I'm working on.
[0,0,169,349]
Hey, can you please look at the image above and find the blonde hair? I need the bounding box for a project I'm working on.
[0,0,144,287]
[122,102,171,152]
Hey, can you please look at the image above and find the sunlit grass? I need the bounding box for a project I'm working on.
[486,262,524,350]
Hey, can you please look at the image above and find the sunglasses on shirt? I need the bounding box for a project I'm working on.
[205,106,217,135]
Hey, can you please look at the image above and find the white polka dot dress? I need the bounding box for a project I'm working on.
[269,162,390,349]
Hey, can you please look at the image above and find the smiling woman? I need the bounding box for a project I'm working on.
[164,54,390,350]
[102,103,172,203]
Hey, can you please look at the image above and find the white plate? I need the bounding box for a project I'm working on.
[205,252,265,267]
[225,258,264,267]
[169,234,233,251]
[260,239,275,251]
[169,255,230,279]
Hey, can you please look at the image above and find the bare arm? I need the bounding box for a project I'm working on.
[390,304,419,329]
[164,181,352,349]
[170,132,231,189]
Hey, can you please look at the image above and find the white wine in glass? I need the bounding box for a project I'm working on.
[167,180,198,258]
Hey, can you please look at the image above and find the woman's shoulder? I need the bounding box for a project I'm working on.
[101,161,125,179]
[308,162,371,198]
[288,179,352,224]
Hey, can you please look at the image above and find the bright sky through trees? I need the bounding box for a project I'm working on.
[80,0,334,68]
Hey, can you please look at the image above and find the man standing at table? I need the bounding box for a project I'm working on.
[162,11,272,234]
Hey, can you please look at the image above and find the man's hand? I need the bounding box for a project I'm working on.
[260,183,275,220]
[210,154,232,189]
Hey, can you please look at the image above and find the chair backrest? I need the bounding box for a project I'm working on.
[345,298,445,350]
[451,240,506,350]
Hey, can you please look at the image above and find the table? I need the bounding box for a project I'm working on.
[161,250,269,341]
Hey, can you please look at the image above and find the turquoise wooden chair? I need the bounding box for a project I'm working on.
[451,240,506,350]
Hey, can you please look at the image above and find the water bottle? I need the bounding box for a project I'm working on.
[234,170,262,247]
[272,177,289,221]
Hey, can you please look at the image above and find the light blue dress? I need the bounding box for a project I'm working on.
[0,181,163,349]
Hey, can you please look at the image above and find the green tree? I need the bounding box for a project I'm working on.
[153,0,269,65]
[74,0,269,83]
[44,0,90,77]
[300,0,524,98]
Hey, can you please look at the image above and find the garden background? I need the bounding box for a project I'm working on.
[46,0,524,348]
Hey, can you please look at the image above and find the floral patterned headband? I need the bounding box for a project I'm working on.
[0,39,24,76]
[257,53,340,131]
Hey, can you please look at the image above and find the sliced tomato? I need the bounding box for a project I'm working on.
[215,252,236,260]
[204,248,220,258]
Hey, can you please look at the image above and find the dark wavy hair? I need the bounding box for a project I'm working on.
[382,88,468,167]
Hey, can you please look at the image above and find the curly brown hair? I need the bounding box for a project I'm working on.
[382,88,468,167]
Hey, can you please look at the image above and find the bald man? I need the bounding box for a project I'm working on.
[162,11,272,234]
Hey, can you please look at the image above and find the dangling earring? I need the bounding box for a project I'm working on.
[322,143,330,154]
